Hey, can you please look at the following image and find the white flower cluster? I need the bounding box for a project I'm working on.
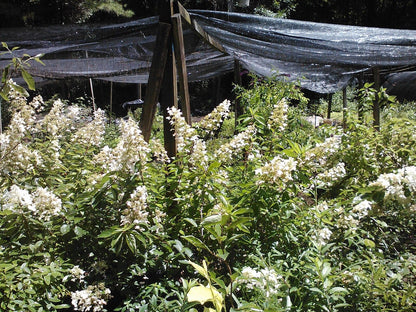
[352,197,373,220]
[71,283,111,312]
[7,79,27,111]
[311,227,332,247]
[214,125,257,164]
[304,135,342,167]
[1,185,62,221]
[315,162,346,188]
[255,155,297,188]
[167,106,208,169]
[94,118,150,175]
[335,197,373,231]
[41,99,69,137]
[167,106,199,153]
[70,265,86,283]
[0,100,42,174]
[121,185,149,229]
[71,108,106,147]
[120,184,166,233]
[369,166,416,204]
[149,139,170,163]
[238,266,282,298]
[268,99,288,132]
[195,99,231,136]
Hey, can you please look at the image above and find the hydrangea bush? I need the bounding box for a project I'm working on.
[0,79,415,312]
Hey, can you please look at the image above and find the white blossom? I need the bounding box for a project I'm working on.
[312,227,332,247]
[214,125,256,164]
[121,185,149,229]
[255,155,297,188]
[195,99,231,136]
[238,266,282,298]
[315,162,346,188]
[268,99,288,132]
[71,283,111,312]
[94,118,150,175]
[70,266,86,283]
[71,108,106,147]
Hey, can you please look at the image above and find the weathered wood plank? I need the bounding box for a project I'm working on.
[176,1,227,54]
[139,22,171,142]
[172,13,191,125]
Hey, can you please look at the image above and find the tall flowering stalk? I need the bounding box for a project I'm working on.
[167,106,208,169]
[214,125,257,164]
[71,108,106,148]
[94,117,150,176]
[255,155,297,190]
[0,97,41,175]
[195,99,231,137]
[267,98,288,133]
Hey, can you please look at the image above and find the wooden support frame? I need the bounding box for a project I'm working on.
[140,0,229,157]
[175,1,227,53]
[172,13,191,125]
[139,22,171,142]
[327,93,332,119]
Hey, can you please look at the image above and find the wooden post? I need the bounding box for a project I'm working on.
[372,67,381,131]
[158,0,177,158]
[342,87,347,129]
[139,22,171,142]
[85,51,96,111]
[109,81,113,119]
[234,59,243,128]
[327,93,332,119]
[172,13,191,125]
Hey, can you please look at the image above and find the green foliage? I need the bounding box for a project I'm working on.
[1,78,416,312]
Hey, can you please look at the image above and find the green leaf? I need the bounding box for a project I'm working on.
[10,82,29,97]
[126,233,137,254]
[74,226,88,238]
[60,224,71,235]
[187,261,209,280]
[201,214,222,226]
[329,287,348,294]
[43,274,51,285]
[182,235,210,251]
[21,69,35,90]
[363,239,375,248]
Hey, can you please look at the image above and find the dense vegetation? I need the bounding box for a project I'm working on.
[1,74,416,311]
[1,0,415,28]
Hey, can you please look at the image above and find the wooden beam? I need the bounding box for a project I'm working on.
[172,13,191,125]
[372,67,381,131]
[176,1,227,53]
[327,93,332,119]
[139,22,171,142]
[342,87,347,129]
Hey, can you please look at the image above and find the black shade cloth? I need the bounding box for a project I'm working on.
[2,10,416,93]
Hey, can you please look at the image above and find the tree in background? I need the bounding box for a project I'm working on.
[0,0,133,26]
